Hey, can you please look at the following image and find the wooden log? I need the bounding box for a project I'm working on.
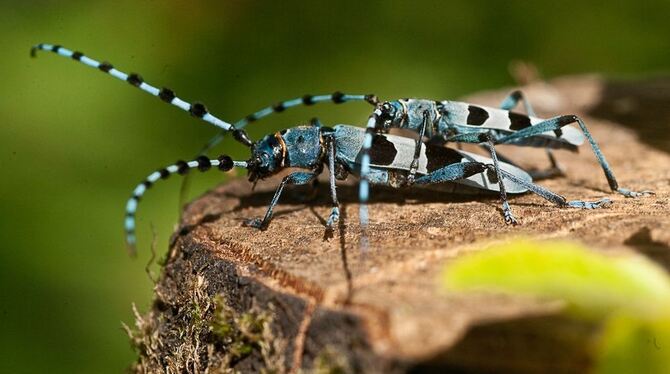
[127,75,670,373]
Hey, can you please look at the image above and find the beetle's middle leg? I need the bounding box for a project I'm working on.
[438,132,518,223]
[324,134,341,229]
[407,111,430,184]
[244,171,319,230]
[413,161,518,224]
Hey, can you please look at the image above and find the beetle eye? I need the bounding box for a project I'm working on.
[379,103,394,122]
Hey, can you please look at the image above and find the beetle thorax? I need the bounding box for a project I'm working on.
[280,126,324,169]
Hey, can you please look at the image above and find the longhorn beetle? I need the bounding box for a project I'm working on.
[30,43,611,251]
[123,122,611,253]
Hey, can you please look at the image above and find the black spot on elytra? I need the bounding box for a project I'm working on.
[508,111,532,130]
[368,135,397,165]
[467,105,489,126]
[424,144,464,172]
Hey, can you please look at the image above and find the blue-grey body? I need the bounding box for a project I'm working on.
[390,99,584,151]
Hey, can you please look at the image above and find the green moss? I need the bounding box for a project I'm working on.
[210,295,272,363]
[127,272,285,372]
[313,347,351,374]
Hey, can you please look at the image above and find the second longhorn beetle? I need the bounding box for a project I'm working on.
[31,43,612,252]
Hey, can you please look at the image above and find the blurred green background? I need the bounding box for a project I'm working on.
[1,1,668,372]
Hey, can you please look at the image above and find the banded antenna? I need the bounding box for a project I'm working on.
[199,92,379,155]
[31,43,253,147]
[357,107,385,251]
[124,155,248,256]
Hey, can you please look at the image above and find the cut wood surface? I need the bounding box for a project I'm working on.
[130,76,670,373]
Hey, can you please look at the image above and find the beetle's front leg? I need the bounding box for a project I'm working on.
[407,111,430,185]
[324,135,341,230]
[244,171,318,230]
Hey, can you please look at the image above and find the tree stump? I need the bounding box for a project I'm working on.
[127,76,670,373]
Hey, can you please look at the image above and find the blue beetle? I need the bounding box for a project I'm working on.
[123,122,610,253]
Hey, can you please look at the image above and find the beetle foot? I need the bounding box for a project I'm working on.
[243,217,267,230]
[567,198,613,209]
[617,188,654,198]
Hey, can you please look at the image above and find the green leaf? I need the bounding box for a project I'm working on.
[441,239,670,373]
[442,239,670,319]
[595,315,670,374]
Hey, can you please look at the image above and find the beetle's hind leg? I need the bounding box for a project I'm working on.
[497,114,654,197]
[413,159,613,224]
